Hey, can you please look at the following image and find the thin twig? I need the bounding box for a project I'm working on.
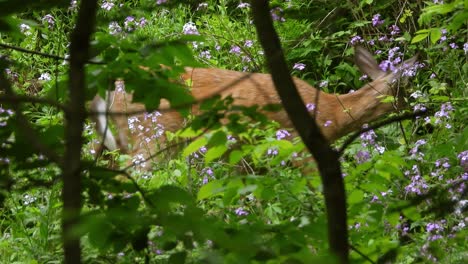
[0,42,104,64]
[337,110,429,155]
[0,94,67,112]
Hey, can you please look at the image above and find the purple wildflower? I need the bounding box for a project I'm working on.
[319,80,328,88]
[238,2,250,8]
[267,148,278,156]
[230,45,241,55]
[199,50,211,59]
[270,7,285,22]
[42,14,55,28]
[409,139,427,160]
[101,1,115,10]
[404,165,428,195]
[350,35,363,45]
[458,150,468,172]
[359,74,368,81]
[356,150,370,164]
[276,129,290,140]
[293,62,306,71]
[235,207,249,216]
[306,103,316,112]
[182,22,199,35]
[109,22,122,35]
[389,25,400,35]
[434,102,454,125]
[449,43,458,49]
[371,14,384,27]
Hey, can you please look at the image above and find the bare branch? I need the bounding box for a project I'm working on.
[337,110,429,155]
[0,42,104,64]
[0,94,67,112]
[251,1,348,262]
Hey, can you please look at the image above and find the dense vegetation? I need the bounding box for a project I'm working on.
[0,0,466,263]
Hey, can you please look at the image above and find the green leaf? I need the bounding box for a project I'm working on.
[411,33,428,43]
[168,251,187,264]
[197,179,224,200]
[208,130,227,146]
[229,150,243,164]
[402,206,421,221]
[348,190,364,204]
[178,127,202,138]
[150,186,194,212]
[429,28,442,44]
[182,137,207,157]
[205,145,228,163]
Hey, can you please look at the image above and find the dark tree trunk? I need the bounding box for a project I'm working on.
[250,1,349,263]
[62,1,98,263]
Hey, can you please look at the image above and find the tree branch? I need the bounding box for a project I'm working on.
[251,1,348,262]
[62,1,98,263]
[0,42,104,64]
[337,110,429,155]
[0,94,67,112]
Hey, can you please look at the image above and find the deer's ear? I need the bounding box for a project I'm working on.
[354,46,385,80]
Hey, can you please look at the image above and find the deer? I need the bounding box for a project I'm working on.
[90,46,417,170]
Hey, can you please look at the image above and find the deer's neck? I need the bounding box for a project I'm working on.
[333,79,397,138]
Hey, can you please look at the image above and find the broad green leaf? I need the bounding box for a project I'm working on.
[411,33,428,43]
[429,28,442,44]
[229,150,243,164]
[348,189,364,204]
[178,127,202,138]
[182,137,207,157]
[197,179,224,200]
[208,130,227,146]
[205,145,228,163]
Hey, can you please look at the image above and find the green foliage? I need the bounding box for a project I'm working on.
[0,0,467,263]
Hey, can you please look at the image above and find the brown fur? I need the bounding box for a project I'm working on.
[90,47,417,169]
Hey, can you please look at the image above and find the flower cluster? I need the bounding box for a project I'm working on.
[355,125,385,163]
[201,167,214,185]
[19,24,32,36]
[270,7,285,22]
[457,150,468,172]
[409,139,427,161]
[238,2,250,8]
[426,220,446,241]
[182,22,199,35]
[293,63,306,71]
[276,129,290,140]
[124,16,147,32]
[42,14,55,29]
[434,102,454,128]
[101,1,115,11]
[235,207,249,216]
[430,157,451,180]
[404,165,428,195]
[371,14,384,27]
